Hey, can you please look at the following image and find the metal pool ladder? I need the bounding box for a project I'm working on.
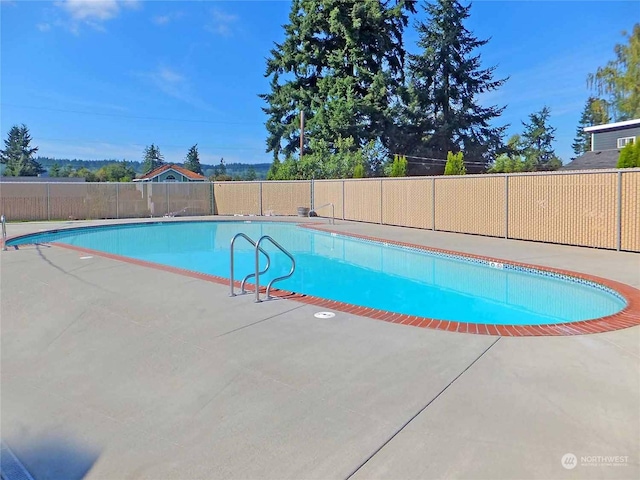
[310,203,335,225]
[229,233,296,302]
[1,214,7,251]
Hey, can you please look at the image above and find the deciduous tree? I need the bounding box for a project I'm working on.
[617,140,639,168]
[588,24,640,121]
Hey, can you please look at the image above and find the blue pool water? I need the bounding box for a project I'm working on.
[8,221,626,325]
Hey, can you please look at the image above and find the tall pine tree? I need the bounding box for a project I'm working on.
[261,0,416,164]
[404,0,507,166]
[571,97,610,158]
[184,144,203,174]
[0,124,43,176]
[141,144,164,174]
[521,107,562,171]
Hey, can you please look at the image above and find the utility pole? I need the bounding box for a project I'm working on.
[300,110,305,158]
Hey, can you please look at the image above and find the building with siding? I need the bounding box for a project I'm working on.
[134,164,207,182]
[564,118,640,170]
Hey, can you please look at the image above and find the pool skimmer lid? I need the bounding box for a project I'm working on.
[314,311,336,319]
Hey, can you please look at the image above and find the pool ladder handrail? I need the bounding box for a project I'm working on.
[1,214,7,251]
[229,233,271,296]
[254,235,296,302]
[310,203,335,225]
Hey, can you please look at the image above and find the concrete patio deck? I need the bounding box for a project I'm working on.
[1,217,638,480]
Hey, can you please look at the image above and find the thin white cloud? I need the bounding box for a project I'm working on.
[52,0,139,33]
[135,66,215,112]
[205,8,238,37]
[37,23,52,32]
[152,11,184,26]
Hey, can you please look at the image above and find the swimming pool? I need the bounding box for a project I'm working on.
[6,220,628,329]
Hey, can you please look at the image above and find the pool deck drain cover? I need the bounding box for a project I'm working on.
[314,311,336,319]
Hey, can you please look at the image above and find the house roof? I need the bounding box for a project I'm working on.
[561,150,620,170]
[136,164,206,181]
[584,118,640,133]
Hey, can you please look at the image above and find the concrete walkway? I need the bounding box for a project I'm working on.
[1,217,638,480]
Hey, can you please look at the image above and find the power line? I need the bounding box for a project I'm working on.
[0,103,264,126]
[396,154,488,166]
[36,136,268,152]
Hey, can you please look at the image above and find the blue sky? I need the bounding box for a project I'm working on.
[0,1,637,166]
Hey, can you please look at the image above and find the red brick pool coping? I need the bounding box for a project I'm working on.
[4,221,640,336]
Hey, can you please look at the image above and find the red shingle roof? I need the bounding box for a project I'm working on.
[138,164,207,181]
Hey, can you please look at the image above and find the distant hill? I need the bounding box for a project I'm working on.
[35,157,272,179]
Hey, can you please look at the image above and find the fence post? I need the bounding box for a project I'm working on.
[432,177,436,231]
[505,174,509,239]
[214,182,216,215]
[342,180,346,220]
[47,183,51,221]
[259,181,263,216]
[166,182,169,216]
[116,183,119,219]
[379,179,383,224]
[616,171,622,251]
[310,179,314,210]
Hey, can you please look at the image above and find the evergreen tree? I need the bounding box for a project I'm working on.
[184,144,203,174]
[50,162,61,177]
[588,24,640,121]
[244,167,258,181]
[261,0,416,164]
[444,151,466,175]
[0,124,44,176]
[571,97,610,157]
[141,144,164,174]
[389,154,408,177]
[404,0,507,165]
[521,107,562,171]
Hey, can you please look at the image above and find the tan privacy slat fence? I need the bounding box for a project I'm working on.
[435,176,506,237]
[1,169,639,252]
[213,182,260,215]
[621,172,640,252]
[48,183,117,220]
[508,173,618,249]
[382,178,433,229]
[262,181,311,216]
[344,179,382,224]
[313,180,344,219]
[0,183,48,220]
[168,183,212,216]
[117,183,152,218]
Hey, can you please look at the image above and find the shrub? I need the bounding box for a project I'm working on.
[389,154,407,177]
[617,141,636,168]
[444,151,466,175]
